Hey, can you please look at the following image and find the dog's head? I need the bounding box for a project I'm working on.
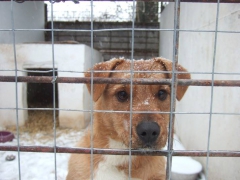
[85,58,190,149]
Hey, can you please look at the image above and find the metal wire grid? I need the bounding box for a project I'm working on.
[0,0,240,180]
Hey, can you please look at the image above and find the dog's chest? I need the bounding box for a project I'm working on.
[94,138,140,180]
[94,154,140,180]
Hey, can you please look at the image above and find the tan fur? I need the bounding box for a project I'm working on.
[67,57,191,180]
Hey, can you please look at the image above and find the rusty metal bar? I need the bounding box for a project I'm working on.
[0,145,240,157]
[1,28,240,34]
[3,0,240,3]
[0,76,240,87]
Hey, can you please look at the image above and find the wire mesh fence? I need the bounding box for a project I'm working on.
[0,0,240,180]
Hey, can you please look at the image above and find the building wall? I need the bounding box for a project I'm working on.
[0,2,45,43]
[45,22,160,61]
[0,44,102,130]
[160,3,240,179]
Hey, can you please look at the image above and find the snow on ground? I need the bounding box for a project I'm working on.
[0,129,83,180]
[0,131,204,180]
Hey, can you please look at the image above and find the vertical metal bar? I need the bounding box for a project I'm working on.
[128,1,136,179]
[205,0,220,179]
[90,1,94,180]
[49,1,58,180]
[166,0,180,179]
[10,0,21,179]
[159,2,162,57]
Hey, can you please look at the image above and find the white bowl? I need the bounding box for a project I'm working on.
[171,156,202,180]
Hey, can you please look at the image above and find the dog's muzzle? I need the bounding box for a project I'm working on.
[136,121,160,148]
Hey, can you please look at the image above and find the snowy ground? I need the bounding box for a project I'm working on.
[0,129,83,180]
[0,130,205,180]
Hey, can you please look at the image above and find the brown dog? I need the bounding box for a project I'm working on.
[67,57,190,180]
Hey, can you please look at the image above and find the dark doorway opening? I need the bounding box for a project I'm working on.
[26,69,59,132]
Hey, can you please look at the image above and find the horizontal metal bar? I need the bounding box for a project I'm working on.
[0,145,239,157]
[0,76,240,87]
[1,107,240,116]
[0,28,240,34]
[1,69,240,76]
[2,0,240,3]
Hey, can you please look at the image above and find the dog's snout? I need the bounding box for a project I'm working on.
[136,121,160,147]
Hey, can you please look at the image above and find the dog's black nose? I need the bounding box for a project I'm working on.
[136,121,160,147]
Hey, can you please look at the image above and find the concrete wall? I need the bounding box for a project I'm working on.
[0,2,45,43]
[160,3,240,179]
[0,44,103,130]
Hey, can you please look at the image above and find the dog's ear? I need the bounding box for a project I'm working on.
[85,59,125,102]
[154,57,191,101]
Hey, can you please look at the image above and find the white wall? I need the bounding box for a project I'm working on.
[0,2,45,43]
[160,3,240,179]
[0,44,103,130]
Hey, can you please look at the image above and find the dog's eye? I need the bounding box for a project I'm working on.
[157,90,168,101]
[116,91,128,102]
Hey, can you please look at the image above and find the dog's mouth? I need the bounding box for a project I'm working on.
[131,139,160,150]
[141,143,157,149]
[140,143,160,150]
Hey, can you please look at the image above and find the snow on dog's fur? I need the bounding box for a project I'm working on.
[67,57,190,180]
